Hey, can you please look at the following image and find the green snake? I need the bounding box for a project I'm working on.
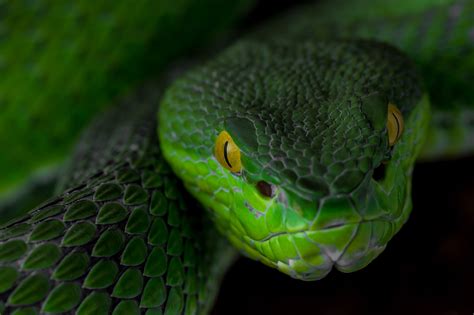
[1,0,474,313]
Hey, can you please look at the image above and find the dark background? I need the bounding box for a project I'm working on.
[212,1,474,314]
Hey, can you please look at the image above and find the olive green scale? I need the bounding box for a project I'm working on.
[0,87,233,315]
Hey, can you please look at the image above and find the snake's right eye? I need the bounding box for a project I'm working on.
[214,131,242,173]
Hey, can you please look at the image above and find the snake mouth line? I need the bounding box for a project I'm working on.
[252,230,307,243]
[245,217,399,277]
[250,217,394,244]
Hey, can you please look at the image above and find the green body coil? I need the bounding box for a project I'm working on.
[0,87,234,314]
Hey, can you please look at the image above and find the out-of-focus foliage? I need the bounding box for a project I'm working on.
[0,0,253,196]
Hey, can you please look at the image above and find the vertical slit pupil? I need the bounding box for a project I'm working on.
[392,112,401,140]
[223,141,232,168]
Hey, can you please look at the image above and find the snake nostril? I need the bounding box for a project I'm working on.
[256,181,275,198]
[372,162,387,181]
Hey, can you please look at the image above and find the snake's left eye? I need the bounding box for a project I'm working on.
[214,131,242,173]
[387,103,404,146]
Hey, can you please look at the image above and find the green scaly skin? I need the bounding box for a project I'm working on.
[159,40,430,279]
[160,0,473,279]
[268,0,474,159]
[1,86,235,314]
[1,0,473,313]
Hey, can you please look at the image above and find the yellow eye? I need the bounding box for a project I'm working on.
[387,103,404,146]
[214,131,242,173]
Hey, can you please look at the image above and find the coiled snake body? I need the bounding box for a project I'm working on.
[1,0,473,314]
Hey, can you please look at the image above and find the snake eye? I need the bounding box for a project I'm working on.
[214,131,242,173]
[387,103,404,146]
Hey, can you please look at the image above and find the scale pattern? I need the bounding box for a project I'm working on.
[162,40,421,194]
[260,0,474,158]
[0,87,232,314]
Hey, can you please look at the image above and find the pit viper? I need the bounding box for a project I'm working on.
[1,0,473,314]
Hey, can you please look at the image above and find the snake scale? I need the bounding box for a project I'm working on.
[1,0,473,314]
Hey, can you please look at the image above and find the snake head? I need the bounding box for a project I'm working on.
[159,39,430,280]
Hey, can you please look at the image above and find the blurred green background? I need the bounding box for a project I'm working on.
[0,0,253,200]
